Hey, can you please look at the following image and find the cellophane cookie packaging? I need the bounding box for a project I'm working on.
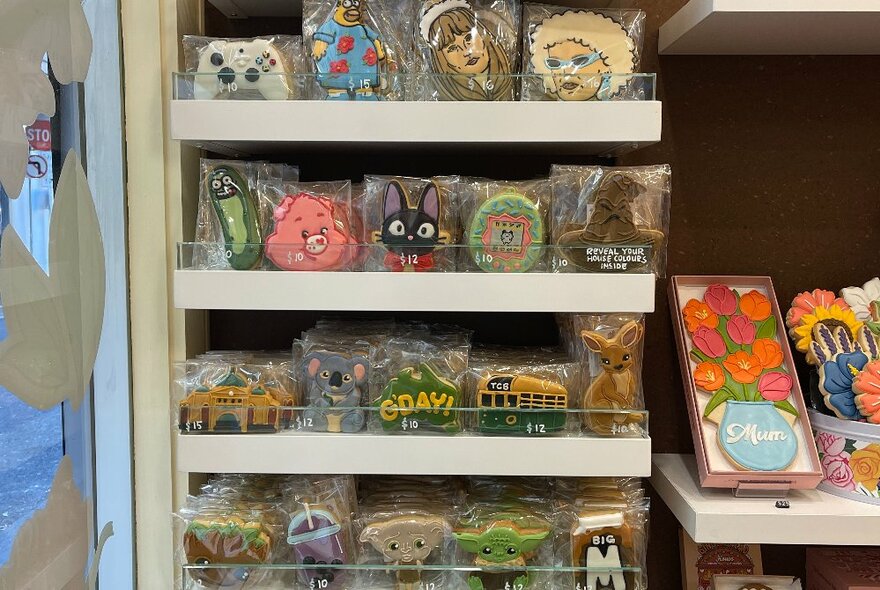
[182,35,305,100]
[174,352,298,434]
[414,0,521,101]
[363,175,461,272]
[551,164,671,276]
[303,0,416,101]
[559,313,648,436]
[466,346,581,436]
[461,177,552,273]
[177,474,649,589]
[294,319,395,434]
[520,4,646,102]
[369,323,472,434]
[356,475,460,588]
[194,159,300,271]
[259,179,360,271]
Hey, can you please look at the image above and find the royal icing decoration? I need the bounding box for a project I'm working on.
[302,351,368,433]
[312,0,386,100]
[683,284,801,472]
[468,190,544,273]
[205,165,263,270]
[581,321,644,435]
[265,192,355,271]
[377,363,461,432]
[556,172,664,273]
[372,180,449,272]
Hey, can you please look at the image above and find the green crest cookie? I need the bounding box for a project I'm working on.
[377,363,461,433]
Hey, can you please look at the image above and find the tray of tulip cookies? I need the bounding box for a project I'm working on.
[669,276,822,491]
[784,279,880,505]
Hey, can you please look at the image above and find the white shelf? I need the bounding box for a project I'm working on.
[169,100,662,156]
[177,432,652,476]
[651,454,880,545]
[660,0,880,55]
[173,270,656,312]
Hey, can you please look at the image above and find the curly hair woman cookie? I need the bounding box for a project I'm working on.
[527,9,640,101]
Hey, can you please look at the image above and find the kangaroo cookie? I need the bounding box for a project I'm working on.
[581,321,644,435]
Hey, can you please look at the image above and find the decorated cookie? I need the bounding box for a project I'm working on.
[371,180,450,272]
[265,192,356,271]
[184,516,272,589]
[682,283,803,472]
[178,369,294,433]
[377,363,461,433]
[311,0,386,100]
[476,374,567,435]
[454,518,550,590]
[418,0,514,101]
[581,321,644,435]
[359,514,447,588]
[529,10,636,101]
[287,505,348,589]
[302,351,368,433]
[557,173,664,273]
[205,165,263,270]
[571,511,633,590]
[468,190,544,273]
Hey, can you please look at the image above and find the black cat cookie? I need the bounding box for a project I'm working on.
[372,180,450,272]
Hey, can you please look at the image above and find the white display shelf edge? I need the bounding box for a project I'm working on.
[650,454,880,545]
[177,432,652,476]
[659,0,880,55]
[169,100,662,156]
[173,270,656,312]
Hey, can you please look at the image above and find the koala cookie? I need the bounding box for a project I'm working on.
[302,350,368,433]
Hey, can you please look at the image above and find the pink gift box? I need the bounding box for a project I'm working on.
[669,276,822,490]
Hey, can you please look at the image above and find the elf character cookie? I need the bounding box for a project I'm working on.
[468,190,544,273]
[529,11,636,101]
[372,180,450,272]
[557,173,664,273]
[359,515,447,590]
[418,0,514,101]
[205,165,263,270]
[265,192,356,271]
[311,0,386,100]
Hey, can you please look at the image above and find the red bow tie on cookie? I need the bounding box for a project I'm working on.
[384,251,435,272]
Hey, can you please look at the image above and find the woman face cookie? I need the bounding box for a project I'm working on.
[419,0,514,100]
[529,10,635,101]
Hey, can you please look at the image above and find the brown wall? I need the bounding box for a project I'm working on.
[622,0,880,585]
[204,0,880,586]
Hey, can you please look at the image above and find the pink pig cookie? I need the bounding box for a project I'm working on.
[265,192,355,271]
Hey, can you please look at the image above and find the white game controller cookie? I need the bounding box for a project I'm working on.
[194,38,291,100]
